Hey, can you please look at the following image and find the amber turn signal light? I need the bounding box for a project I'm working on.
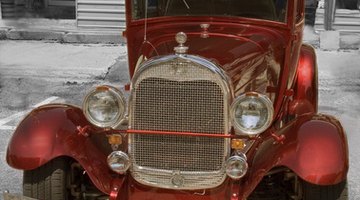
[108,134,122,145]
[231,139,245,150]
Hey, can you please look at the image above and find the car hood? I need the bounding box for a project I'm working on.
[128,22,287,97]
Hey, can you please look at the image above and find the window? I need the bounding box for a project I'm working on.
[132,0,288,22]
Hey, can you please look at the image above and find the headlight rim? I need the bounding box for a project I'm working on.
[107,150,131,174]
[230,92,274,136]
[83,85,126,128]
[225,154,248,180]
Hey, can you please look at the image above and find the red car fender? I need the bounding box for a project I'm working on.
[289,44,318,116]
[280,114,348,185]
[244,114,348,198]
[6,104,117,194]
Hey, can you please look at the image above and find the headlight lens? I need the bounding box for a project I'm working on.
[225,154,248,179]
[107,151,131,174]
[83,86,126,128]
[231,92,273,135]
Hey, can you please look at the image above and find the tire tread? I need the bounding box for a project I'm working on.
[23,157,69,200]
[303,180,347,200]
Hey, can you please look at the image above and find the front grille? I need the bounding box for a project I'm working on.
[134,78,224,133]
[129,57,229,190]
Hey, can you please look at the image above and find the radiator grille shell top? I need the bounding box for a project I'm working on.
[129,55,232,190]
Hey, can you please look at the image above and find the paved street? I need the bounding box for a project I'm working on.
[0,40,129,198]
[0,40,359,199]
[316,50,360,199]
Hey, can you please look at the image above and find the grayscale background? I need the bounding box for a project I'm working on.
[0,0,359,199]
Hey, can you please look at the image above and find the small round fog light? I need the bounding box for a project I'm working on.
[226,155,248,180]
[107,151,130,174]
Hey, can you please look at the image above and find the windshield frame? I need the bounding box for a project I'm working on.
[126,0,294,27]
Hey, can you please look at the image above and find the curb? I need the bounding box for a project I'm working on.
[0,28,8,39]
[62,32,124,44]
[0,28,125,44]
[6,29,64,40]
[304,31,360,50]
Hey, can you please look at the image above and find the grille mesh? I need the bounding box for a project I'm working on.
[133,134,224,171]
[134,78,224,133]
[129,58,228,190]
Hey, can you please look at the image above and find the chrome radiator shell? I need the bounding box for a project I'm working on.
[128,55,232,190]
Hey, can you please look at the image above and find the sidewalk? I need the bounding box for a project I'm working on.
[303,25,360,50]
[0,18,125,44]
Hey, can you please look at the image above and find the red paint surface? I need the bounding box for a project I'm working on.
[6,105,348,199]
[6,105,119,194]
[6,0,348,199]
[289,44,318,115]
[126,19,287,117]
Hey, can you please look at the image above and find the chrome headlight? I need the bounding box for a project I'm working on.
[231,92,273,136]
[107,151,131,174]
[225,154,248,179]
[83,86,126,128]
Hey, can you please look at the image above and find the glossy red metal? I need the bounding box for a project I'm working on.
[110,179,126,200]
[118,116,347,200]
[289,44,318,115]
[284,115,348,184]
[6,108,348,200]
[6,0,349,199]
[237,114,348,199]
[6,104,121,194]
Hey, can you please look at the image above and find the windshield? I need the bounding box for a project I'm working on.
[132,0,288,22]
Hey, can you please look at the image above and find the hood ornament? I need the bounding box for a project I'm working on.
[174,32,188,54]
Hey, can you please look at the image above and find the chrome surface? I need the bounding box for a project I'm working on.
[225,153,248,180]
[129,55,232,190]
[230,92,274,136]
[107,151,130,174]
[83,86,126,128]
[174,32,189,54]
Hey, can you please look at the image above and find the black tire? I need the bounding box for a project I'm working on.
[302,180,347,200]
[23,157,70,200]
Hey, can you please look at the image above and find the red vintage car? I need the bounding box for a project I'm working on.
[6,0,349,200]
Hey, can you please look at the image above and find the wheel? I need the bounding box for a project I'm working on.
[302,180,347,200]
[23,157,70,200]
